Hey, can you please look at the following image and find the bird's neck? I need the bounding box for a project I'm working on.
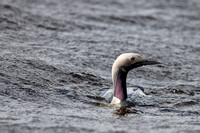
[113,68,128,103]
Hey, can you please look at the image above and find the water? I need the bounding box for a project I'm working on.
[0,0,200,132]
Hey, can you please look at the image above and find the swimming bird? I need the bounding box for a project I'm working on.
[107,53,159,106]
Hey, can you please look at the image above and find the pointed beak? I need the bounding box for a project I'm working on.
[134,59,160,66]
[124,59,160,71]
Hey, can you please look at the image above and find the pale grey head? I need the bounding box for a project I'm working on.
[111,53,159,104]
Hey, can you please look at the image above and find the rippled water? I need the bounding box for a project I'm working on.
[0,0,200,132]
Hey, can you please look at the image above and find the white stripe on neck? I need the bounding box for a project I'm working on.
[111,96,121,104]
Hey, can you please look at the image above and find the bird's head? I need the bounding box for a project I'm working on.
[112,53,159,83]
[111,53,159,105]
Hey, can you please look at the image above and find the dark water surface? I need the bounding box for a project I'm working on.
[0,0,200,132]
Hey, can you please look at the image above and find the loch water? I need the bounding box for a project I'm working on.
[0,0,200,133]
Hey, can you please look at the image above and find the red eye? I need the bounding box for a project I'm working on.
[131,57,135,61]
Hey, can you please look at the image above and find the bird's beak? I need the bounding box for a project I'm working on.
[134,59,160,66]
[124,59,160,71]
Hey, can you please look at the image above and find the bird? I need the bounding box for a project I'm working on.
[101,53,159,107]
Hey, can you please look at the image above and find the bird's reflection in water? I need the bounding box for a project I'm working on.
[112,107,143,116]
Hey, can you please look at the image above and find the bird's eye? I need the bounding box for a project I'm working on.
[131,57,135,61]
